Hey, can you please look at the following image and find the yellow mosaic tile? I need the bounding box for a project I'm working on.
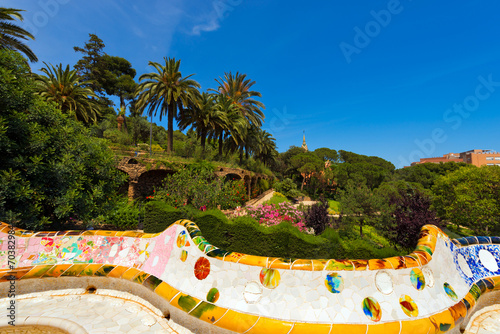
[188,301,228,323]
[22,265,54,279]
[268,258,292,270]
[245,317,294,334]
[237,255,268,267]
[400,318,433,333]
[330,324,367,334]
[42,264,72,278]
[324,259,354,271]
[288,323,331,334]
[60,264,88,277]
[384,256,405,269]
[352,259,369,270]
[0,267,32,281]
[368,259,391,270]
[214,309,259,333]
[154,282,180,302]
[366,322,401,334]
[79,264,103,276]
[170,292,202,314]
[311,259,328,271]
[133,272,149,284]
[121,267,141,281]
[94,264,115,277]
[291,259,313,271]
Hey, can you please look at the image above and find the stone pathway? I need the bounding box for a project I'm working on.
[0,289,193,334]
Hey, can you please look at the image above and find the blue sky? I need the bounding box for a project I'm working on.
[5,0,500,168]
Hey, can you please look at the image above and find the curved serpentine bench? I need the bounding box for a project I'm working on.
[1,221,500,333]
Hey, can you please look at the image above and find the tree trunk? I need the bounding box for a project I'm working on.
[167,104,174,154]
[245,143,249,160]
[359,217,363,237]
[239,147,243,164]
[218,133,223,160]
[200,130,206,154]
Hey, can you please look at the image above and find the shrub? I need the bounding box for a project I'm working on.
[274,178,301,198]
[217,180,247,210]
[388,188,441,251]
[103,199,142,230]
[246,202,306,231]
[143,201,184,233]
[305,200,331,235]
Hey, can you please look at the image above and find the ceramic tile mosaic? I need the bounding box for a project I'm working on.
[2,221,500,333]
[0,289,193,333]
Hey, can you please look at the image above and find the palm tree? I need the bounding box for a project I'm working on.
[212,72,265,159]
[0,8,37,62]
[35,63,101,123]
[208,94,245,160]
[135,57,201,154]
[254,129,277,166]
[178,92,215,154]
[213,72,265,126]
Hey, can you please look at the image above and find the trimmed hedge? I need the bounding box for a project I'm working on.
[143,201,184,233]
[143,201,402,259]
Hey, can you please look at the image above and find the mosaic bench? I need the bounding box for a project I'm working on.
[1,221,500,333]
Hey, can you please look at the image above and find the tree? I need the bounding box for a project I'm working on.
[100,55,138,109]
[0,7,37,62]
[34,63,101,124]
[213,72,265,159]
[338,180,380,237]
[207,93,243,160]
[135,57,201,154]
[432,166,500,235]
[385,186,441,251]
[0,50,125,230]
[290,152,324,191]
[73,33,106,94]
[314,147,340,163]
[178,92,215,154]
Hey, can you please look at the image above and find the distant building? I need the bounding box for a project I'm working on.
[411,149,500,167]
[301,132,308,151]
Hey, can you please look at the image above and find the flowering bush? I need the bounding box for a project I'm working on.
[246,202,306,231]
[153,168,247,210]
[217,180,247,210]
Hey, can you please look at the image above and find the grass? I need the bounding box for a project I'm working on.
[264,194,290,206]
[328,200,340,214]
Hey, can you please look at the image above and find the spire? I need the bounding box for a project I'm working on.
[301,131,308,151]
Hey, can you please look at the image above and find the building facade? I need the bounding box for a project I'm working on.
[411,149,500,167]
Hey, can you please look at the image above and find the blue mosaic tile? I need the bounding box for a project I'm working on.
[476,236,491,245]
[465,236,479,245]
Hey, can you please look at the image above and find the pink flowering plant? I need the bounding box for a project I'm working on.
[246,202,306,231]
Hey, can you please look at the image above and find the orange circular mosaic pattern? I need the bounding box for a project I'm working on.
[194,257,211,280]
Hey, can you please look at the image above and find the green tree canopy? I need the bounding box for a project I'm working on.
[432,166,500,235]
[0,50,125,230]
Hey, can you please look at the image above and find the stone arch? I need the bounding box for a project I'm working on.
[136,169,175,198]
[223,173,243,182]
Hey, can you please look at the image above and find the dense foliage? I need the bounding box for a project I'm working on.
[153,165,247,210]
[304,200,331,235]
[386,187,441,251]
[432,166,500,235]
[0,50,125,230]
